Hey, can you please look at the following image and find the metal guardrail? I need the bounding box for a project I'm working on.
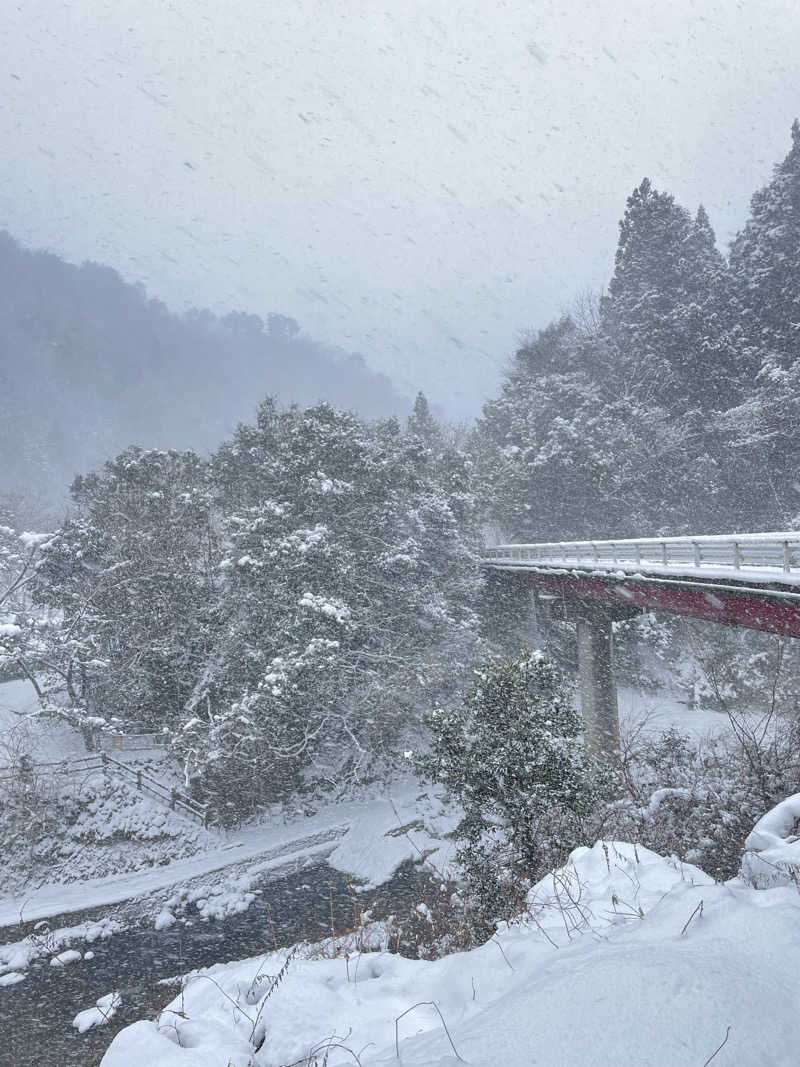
[0,751,209,826]
[482,532,800,579]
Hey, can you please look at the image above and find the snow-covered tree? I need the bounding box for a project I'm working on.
[601,179,735,412]
[473,318,726,541]
[32,400,482,813]
[32,448,218,737]
[406,391,443,448]
[415,649,604,923]
[0,522,49,683]
[722,122,800,525]
[728,120,800,373]
[176,401,482,812]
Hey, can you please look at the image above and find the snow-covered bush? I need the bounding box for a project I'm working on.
[604,715,800,880]
[415,649,607,928]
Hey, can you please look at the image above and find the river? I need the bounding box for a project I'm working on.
[0,860,426,1067]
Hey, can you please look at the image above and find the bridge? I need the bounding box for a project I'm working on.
[482,532,800,757]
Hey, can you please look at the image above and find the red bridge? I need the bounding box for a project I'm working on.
[482,533,800,755]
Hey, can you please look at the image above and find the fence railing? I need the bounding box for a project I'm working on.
[482,532,800,580]
[96,731,169,753]
[0,751,209,826]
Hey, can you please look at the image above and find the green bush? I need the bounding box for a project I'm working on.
[415,649,606,928]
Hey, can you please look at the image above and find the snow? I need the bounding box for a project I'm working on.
[298,591,351,624]
[73,991,122,1033]
[0,678,88,763]
[740,793,800,888]
[618,684,733,741]
[18,531,50,549]
[487,556,800,589]
[745,792,800,850]
[0,781,455,927]
[100,839,800,1067]
[0,916,122,979]
[50,948,82,967]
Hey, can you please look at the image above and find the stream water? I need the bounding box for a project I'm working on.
[0,861,425,1067]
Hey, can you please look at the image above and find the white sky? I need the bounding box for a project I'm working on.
[1,0,798,414]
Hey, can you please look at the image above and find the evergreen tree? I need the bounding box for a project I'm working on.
[728,120,800,371]
[722,121,800,525]
[29,400,482,813]
[601,179,735,412]
[473,318,726,541]
[406,391,443,448]
[415,649,604,923]
[177,401,482,811]
[32,449,218,734]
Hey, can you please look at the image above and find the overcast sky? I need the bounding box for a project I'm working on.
[1,0,798,415]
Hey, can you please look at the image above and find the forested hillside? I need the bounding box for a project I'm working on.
[475,121,800,540]
[0,231,406,502]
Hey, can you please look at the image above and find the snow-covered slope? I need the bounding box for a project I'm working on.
[100,839,800,1067]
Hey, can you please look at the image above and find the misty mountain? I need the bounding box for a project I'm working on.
[0,230,408,499]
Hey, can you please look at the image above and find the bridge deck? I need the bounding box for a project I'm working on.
[483,532,800,589]
[482,533,800,636]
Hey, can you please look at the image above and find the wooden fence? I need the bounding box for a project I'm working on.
[0,751,210,826]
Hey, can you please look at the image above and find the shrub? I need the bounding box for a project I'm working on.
[415,649,607,928]
[605,713,800,880]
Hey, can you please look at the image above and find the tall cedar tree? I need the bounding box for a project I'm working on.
[724,122,800,525]
[600,179,735,413]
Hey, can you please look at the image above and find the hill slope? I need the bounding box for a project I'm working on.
[0,231,408,498]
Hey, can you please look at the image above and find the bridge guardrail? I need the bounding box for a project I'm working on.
[482,532,800,578]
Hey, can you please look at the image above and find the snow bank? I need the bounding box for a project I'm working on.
[745,793,800,850]
[50,948,82,967]
[740,793,800,888]
[527,839,712,928]
[101,840,800,1067]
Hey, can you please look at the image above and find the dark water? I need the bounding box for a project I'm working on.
[0,861,427,1067]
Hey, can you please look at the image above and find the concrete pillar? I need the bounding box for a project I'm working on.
[576,608,620,759]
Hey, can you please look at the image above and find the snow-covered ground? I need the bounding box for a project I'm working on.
[100,835,800,1067]
[0,676,453,912]
[5,671,800,1064]
[0,678,87,763]
[618,683,732,740]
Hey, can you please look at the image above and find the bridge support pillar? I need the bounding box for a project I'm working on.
[576,607,619,759]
